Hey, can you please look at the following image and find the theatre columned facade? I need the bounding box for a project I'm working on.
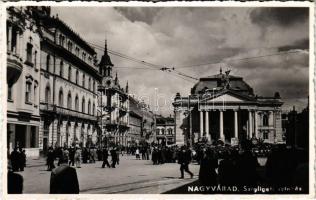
[173,69,284,146]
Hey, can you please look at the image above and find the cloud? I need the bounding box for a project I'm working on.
[250,7,309,27]
[50,6,309,115]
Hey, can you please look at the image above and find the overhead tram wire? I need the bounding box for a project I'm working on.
[86,41,199,82]
[174,50,305,69]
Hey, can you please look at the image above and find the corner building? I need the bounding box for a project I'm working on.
[38,11,100,152]
[7,7,42,157]
[173,69,284,146]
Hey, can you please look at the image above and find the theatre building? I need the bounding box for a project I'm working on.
[7,7,41,157]
[173,69,284,146]
[38,10,100,153]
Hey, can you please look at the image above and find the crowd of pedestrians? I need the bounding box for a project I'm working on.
[7,139,309,194]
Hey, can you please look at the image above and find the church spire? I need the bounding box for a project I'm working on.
[115,72,118,84]
[126,81,129,93]
[104,39,108,55]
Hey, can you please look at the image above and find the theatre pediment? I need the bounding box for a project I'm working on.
[204,93,248,103]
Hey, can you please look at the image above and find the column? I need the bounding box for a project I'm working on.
[234,110,238,138]
[248,110,253,138]
[8,26,12,51]
[205,111,210,142]
[200,111,204,138]
[220,110,224,141]
[15,30,19,55]
[255,111,259,138]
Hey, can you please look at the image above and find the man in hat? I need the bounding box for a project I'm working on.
[50,157,79,194]
[177,146,194,179]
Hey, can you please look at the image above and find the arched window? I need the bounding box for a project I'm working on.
[156,129,160,135]
[263,114,269,126]
[92,103,95,115]
[46,54,50,72]
[68,66,72,81]
[45,85,51,104]
[67,92,72,109]
[60,61,64,77]
[88,77,91,90]
[58,89,63,107]
[76,70,79,84]
[67,41,72,52]
[161,129,165,135]
[75,95,79,111]
[82,97,85,113]
[82,74,85,88]
[93,81,95,93]
[88,100,91,115]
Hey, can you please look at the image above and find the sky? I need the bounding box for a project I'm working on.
[51,6,310,115]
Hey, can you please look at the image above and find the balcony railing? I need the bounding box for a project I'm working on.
[40,102,97,121]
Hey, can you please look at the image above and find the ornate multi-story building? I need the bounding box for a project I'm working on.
[38,9,100,153]
[7,7,42,157]
[155,115,175,145]
[98,42,129,147]
[173,69,284,146]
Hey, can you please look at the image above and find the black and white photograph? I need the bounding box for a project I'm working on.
[3,2,314,197]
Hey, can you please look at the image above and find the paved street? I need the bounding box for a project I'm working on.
[17,155,199,194]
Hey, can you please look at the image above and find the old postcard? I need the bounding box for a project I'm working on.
[1,1,314,199]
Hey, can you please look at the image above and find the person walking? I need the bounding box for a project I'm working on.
[74,146,82,168]
[68,147,75,166]
[135,148,140,160]
[199,148,218,186]
[178,146,194,179]
[47,147,55,171]
[110,147,118,168]
[101,147,111,168]
[49,158,79,194]
[10,148,20,172]
[19,149,26,171]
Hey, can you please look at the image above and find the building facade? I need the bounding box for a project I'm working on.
[126,97,156,146]
[7,7,42,157]
[98,42,129,147]
[155,115,175,145]
[38,10,100,153]
[173,69,284,146]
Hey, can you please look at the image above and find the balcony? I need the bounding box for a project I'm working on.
[7,51,23,85]
[40,103,97,121]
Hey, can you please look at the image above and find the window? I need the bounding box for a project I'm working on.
[82,52,86,61]
[88,100,91,115]
[82,74,85,88]
[161,129,165,135]
[156,129,160,135]
[75,95,79,111]
[263,114,269,126]
[58,89,63,107]
[82,98,85,113]
[45,85,51,104]
[93,81,95,92]
[67,41,73,52]
[263,131,269,140]
[26,43,33,63]
[8,84,13,101]
[76,70,79,84]
[75,47,80,56]
[88,77,91,90]
[34,83,37,106]
[25,82,32,104]
[60,61,64,77]
[68,66,72,81]
[67,92,72,109]
[34,51,37,69]
[46,55,50,72]
[92,103,95,115]
[59,34,65,46]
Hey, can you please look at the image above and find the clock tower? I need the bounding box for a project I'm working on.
[99,39,114,88]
